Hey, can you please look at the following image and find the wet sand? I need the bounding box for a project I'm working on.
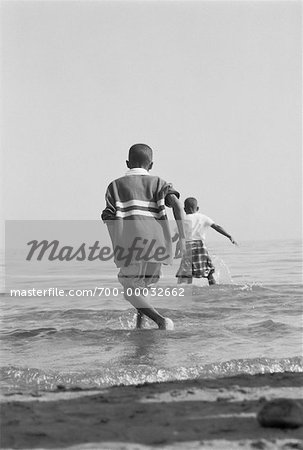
[1,372,303,449]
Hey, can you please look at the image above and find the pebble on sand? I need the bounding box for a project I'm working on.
[257,398,303,429]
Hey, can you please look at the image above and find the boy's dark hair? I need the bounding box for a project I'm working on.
[184,197,198,213]
[128,144,153,167]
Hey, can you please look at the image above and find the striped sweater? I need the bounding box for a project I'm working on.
[101,168,179,267]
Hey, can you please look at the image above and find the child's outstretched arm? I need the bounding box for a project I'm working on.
[211,223,238,245]
[166,194,186,256]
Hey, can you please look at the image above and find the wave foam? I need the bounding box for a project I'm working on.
[1,356,302,394]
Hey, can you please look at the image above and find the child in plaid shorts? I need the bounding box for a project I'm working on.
[174,197,237,285]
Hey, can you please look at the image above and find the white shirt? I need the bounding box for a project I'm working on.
[125,168,150,176]
[182,212,214,242]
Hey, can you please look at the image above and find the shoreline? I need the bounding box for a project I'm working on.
[1,372,303,449]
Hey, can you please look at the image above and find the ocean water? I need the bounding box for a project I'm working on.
[0,239,302,394]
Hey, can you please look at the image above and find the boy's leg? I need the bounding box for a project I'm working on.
[135,309,145,329]
[119,263,174,330]
[208,272,216,285]
[125,293,171,329]
[177,275,192,284]
[176,243,192,284]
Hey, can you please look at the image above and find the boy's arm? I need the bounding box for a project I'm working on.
[166,194,186,256]
[101,184,117,247]
[101,183,116,221]
[171,231,181,258]
[211,223,238,245]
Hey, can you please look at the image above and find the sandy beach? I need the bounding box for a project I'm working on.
[1,372,302,450]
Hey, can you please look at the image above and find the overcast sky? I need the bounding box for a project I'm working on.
[1,0,301,243]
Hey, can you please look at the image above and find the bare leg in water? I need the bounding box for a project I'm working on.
[136,310,146,329]
[124,291,174,330]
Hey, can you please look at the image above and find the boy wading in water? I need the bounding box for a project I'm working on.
[101,144,186,330]
[174,197,237,285]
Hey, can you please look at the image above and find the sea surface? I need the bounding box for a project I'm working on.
[0,239,302,394]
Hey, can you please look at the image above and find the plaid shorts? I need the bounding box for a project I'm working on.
[176,240,215,279]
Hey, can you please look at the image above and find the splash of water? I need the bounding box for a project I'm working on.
[212,255,234,284]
